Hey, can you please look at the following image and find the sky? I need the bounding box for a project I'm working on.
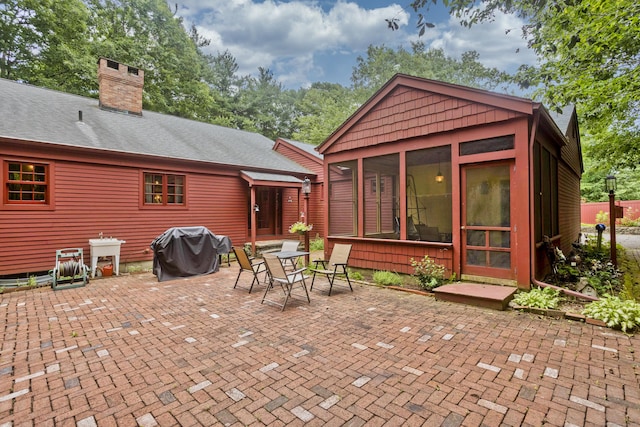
[175,0,538,90]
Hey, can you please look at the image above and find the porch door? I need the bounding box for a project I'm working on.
[461,162,515,280]
[256,188,282,236]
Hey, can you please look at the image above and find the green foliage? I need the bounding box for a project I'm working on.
[410,255,446,291]
[352,43,511,96]
[409,0,640,173]
[582,295,640,333]
[348,269,364,281]
[580,158,640,202]
[373,270,402,287]
[595,211,609,224]
[288,221,313,234]
[513,287,561,309]
[309,237,324,252]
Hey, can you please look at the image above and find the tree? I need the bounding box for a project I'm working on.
[0,0,94,94]
[405,0,640,171]
[351,42,511,97]
[293,82,360,146]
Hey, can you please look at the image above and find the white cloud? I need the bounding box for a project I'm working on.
[176,0,409,87]
[175,1,536,89]
[425,9,538,72]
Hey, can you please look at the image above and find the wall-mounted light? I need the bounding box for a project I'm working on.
[287,196,293,203]
[253,204,260,213]
[302,177,311,196]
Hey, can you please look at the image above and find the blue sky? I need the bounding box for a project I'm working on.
[175,0,537,90]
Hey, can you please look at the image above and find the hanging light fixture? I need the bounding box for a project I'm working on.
[435,159,444,183]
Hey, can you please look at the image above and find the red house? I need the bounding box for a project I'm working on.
[317,74,583,289]
[0,58,320,277]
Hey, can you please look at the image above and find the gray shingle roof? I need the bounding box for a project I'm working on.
[548,105,575,135]
[0,78,310,174]
[279,138,322,159]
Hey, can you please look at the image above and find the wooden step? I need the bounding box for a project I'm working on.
[433,283,516,311]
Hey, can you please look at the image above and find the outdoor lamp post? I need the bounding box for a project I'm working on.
[302,177,311,265]
[606,174,617,267]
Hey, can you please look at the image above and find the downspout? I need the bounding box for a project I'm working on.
[527,107,597,301]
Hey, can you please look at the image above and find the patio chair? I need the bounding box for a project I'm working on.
[233,246,267,293]
[310,243,353,296]
[261,254,310,311]
[280,239,301,269]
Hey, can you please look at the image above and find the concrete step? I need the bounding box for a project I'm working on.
[433,283,517,311]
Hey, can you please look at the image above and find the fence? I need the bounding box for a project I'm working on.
[581,200,640,225]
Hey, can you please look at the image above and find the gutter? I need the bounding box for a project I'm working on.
[527,106,597,301]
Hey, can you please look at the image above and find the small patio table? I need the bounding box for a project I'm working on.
[271,251,309,267]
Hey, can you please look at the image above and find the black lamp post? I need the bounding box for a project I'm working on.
[606,174,617,267]
[302,177,311,266]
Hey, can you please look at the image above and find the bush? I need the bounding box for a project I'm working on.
[410,255,446,291]
[582,295,640,333]
[373,270,402,287]
[309,237,324,251]
[349,269,364,281]
[513,286,561,309]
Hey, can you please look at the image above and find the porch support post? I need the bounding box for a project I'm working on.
[250,186,257,256]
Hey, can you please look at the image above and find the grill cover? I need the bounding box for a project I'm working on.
[150,226,231,282]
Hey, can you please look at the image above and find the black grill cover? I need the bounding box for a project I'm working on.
[150,226,232,282]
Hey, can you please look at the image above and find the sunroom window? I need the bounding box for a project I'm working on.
[363,154,399,239]
[406,146,452,242]
[328,160,357,236]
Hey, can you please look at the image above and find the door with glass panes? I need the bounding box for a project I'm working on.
[461,162,515,279]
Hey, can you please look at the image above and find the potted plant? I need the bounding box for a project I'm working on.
[289,221,313,235]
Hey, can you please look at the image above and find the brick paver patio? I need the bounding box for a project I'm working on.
[1,263,638,426]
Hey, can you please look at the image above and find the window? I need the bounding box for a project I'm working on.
[144,173,185,205]
[406,146,452,242]
[533,143,559,241]
[328,161,357,236]
[460,135,514,156]
[5,161,49,204]
[364,154,399,239]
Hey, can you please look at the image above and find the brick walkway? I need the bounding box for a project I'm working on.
[1,265,639,426]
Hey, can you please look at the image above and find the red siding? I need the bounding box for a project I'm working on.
[324,86,524,155]
[0,155,249,275]
[273,143,324,181]
[325,238,453,276]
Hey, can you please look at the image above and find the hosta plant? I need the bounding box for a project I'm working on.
[582,295,640,333]
[512,286,561,309]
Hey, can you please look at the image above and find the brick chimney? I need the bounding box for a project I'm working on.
[97,58,144,115]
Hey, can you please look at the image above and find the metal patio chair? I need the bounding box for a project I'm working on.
[232,246,266,293]
[310,243,353,296]
[261,254,310,311]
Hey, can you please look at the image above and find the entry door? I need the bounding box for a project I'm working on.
[461,162,515,279]
[256,188,282,236]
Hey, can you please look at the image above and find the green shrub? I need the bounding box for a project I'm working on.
[309,237,324,251]
[373,270,402,287]
[513,286,561,309]
[595,210,609,224]
[582,295,640,333]
[410,255,446,291]
[349,269,364,281]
